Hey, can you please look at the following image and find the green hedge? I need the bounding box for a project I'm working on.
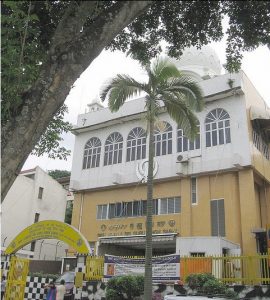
[106,275,144,300]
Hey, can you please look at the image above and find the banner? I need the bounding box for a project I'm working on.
[104,254,180,281]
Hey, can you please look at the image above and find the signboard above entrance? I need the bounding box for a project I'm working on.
[5,220,91,255]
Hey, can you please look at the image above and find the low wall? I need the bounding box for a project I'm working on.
[25,276,52,300]
[75,281,270,300]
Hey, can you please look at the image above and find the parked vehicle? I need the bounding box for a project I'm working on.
[55,271,75,300]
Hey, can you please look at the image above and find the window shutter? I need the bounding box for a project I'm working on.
[211,199,225,236]
[211,200,218,236]
[218,199,225,236]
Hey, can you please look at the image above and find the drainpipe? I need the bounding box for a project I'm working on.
[55,241,61,260]
[2,237,7,247]
[78,192,84,232]
[39,240,44,259]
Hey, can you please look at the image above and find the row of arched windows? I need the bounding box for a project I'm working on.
[82,108,231,169]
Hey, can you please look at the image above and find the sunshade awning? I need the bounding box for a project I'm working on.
[99,233,177,245]
[250,106,270,142]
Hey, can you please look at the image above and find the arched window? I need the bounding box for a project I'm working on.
[177,122,200,152]
[154,121,172,156]
[126,127,147,162]
[83,137,101,169]
[104,132,123,166]
[205,108,231,147]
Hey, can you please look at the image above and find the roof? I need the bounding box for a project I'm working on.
[56,176,71,184]
[20,167,37,174]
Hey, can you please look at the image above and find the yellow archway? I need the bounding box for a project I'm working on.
[5,220,91,254]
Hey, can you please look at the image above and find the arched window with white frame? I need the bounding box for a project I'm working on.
[205,108,231,147]
[154,121,173,156]
[177,122,200,152]
[83,137,101,169]
[126,127,147,162]
[104,132,123,166]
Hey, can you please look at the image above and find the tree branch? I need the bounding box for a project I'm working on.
[1,1,152,200]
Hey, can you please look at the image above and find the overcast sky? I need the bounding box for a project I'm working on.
[23,41,270,172]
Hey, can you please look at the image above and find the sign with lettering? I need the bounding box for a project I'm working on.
[98,219,179,238]
[5,220,91,254]
[104,254,180,282]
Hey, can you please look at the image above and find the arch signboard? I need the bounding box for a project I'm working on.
[5,220,91,255]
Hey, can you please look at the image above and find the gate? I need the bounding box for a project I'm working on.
[5,256,29,300]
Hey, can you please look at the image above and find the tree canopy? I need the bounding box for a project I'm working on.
[48,169,71,180]
[2,0,270,200]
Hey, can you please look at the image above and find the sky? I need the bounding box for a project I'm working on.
[22,40,270,172]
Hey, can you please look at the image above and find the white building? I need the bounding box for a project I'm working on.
[70,46,270,257]
[1,166,68,260]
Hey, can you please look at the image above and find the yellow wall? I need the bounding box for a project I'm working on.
[242,72,270,183]
[72,169,268,255]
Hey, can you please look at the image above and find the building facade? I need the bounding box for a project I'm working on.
[1,166,68,260]
[70,47,270,257]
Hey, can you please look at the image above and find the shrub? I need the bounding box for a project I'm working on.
[186,273,215,290]
[186,273,238,299]
[202,279,226,295]
[224,289,239,299]
[106,275,144,300]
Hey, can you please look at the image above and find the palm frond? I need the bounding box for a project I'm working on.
[162,92,199,139]
[100,75,146,112]
[163,75,204,112]
[151,57,181,82]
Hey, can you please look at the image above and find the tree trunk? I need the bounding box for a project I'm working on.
[144,103,155,299]
[1,1,151,201]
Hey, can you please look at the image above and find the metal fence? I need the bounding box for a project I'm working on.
[180,254,270,285]
[85,256,104,280]
[85,254,270,285]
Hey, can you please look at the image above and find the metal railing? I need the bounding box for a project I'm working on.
[85,256,104,280]
[181,254,270,285]
[85,254,270,285]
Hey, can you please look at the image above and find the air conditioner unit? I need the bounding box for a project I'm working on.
[176,154,189,163]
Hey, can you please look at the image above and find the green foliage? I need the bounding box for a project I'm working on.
[64,201,73,225]
[106,275,144,300]
[2,0,269,163]
[110,1,270,71]
[202,278,226,295]
[48,169,71,179]
[224,289,239,300]
[2,0,72,160]
[101,57,203,139]
[186,273,216,290]
[186,273,238,299]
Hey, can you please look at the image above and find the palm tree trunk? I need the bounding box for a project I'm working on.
[144,103,155,300]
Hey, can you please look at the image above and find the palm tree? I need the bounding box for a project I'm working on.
[100,57,204,300]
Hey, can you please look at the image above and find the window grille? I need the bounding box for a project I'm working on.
[154,121,173,156]
[211,199,225,236]
[83,137,101,169]
[205,109,231,147]
[126,127,147,161]
[104,132,123,166]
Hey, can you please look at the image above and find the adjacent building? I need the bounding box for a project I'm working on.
[1,166,68,260]
[70,46,270,257]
